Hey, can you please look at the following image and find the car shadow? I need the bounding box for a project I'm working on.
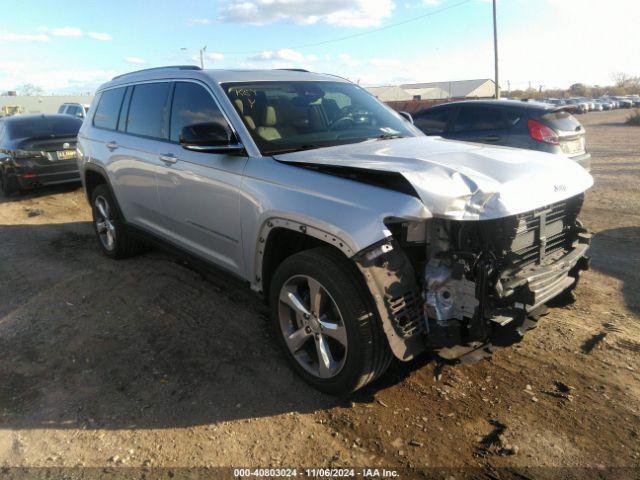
[0,221,436,431]
[589,226,640,315]
[0,182,82,204]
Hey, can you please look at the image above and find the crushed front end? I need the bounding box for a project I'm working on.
[359,193,591,362]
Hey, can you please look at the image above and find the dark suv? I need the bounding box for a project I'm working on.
[413,100,591,171]
[0,114,82,196]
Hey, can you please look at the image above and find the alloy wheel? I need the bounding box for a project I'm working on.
[278,275,348,379]
[94,195,116,251]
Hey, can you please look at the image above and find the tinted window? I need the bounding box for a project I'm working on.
[540,110,581,132]
[7,116,82,139]
[57,105,66,114]
[93,88,126,130]
[169,82,228,142]
[453,106,508,132]
[67,106,80,116]
[126,82,171,139]
[414,107,450,134]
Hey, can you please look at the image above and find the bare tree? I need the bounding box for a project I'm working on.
[611,72,640,90]
[16,83,45,96]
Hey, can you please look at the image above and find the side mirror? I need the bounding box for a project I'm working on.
[179,122,244,154]
[398,111,413,124]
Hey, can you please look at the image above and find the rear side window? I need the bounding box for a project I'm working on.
[93,88,126,130]
[169,82,229,142]
[540,110,581,132]
[453,106,508,132]
[414,108,450,135]
[57,105,66,114]
[126,82,172,139]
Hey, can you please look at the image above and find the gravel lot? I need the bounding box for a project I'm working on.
[0,109,638,478]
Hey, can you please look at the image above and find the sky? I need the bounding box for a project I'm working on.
[1,0,638,94]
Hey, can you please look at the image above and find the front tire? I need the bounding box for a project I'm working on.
[91,184,145,259]
[269,247,392,395]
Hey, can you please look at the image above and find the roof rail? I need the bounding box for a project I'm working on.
[112,65,202,81]
[275,68,309,73]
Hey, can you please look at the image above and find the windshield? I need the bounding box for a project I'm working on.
[222,81,421,155]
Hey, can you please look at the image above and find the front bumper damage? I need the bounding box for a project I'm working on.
[354,196,592,363]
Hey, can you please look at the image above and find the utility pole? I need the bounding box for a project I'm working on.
[492,0,500,99]
[199,46,207,69]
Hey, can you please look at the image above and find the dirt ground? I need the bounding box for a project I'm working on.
[0,109,638,479]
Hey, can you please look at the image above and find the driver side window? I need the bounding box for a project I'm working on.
[169,82,230,143]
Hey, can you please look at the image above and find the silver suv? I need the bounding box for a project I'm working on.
[77,66,594,394]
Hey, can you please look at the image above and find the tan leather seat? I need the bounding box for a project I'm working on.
[234,98,256,130]
[257,105,295,141]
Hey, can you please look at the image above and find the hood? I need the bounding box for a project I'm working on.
[274,136,594,221]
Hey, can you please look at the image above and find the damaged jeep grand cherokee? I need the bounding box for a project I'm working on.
[78,67,593,394]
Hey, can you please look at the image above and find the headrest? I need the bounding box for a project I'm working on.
[264,105,277,127]
[244,115,256,130]
[234,99,244,114]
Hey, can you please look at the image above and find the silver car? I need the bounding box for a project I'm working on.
[77,67,593,394]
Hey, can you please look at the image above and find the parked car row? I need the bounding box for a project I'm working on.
[540,95,640,113]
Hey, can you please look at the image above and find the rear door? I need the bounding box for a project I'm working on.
[445,104,512,145]
[89,83,170,232]
[154,80,248,276]
[114,81,173,231]
[412,105,454,136]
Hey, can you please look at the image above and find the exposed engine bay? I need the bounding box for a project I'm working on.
[355,193,591,362]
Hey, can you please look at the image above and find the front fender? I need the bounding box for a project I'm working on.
[241,156,430,290]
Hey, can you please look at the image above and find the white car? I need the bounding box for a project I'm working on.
[58,102,91,119]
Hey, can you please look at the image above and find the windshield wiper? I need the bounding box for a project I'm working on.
[265,144,327,155]
[362,133,405,143]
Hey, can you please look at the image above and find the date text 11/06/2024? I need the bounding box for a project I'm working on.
[233,468,400,478]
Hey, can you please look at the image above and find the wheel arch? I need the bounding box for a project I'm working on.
[82,164,126,220]
[258,219,428,363]
[83,164,109,203]
[255,218,357,299]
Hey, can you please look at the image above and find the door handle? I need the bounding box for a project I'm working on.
[106,141,119,151]
[483,135,501,142]
[159,154,178,164]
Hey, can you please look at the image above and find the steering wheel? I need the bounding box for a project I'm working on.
[328,116,355,131]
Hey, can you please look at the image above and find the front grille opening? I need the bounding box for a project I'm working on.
[451,194,584,270]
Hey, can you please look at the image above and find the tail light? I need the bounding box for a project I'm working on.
[527,119,559,145]
[13,149,45,158]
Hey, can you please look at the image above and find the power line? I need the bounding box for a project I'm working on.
[217,0,473,55]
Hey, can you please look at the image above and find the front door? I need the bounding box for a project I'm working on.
[445,105,511,146]
[155,81,248,276]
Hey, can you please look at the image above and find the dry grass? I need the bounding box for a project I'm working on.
[626,109,640,125]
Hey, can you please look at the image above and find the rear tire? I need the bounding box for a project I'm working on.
[91,184,145,259]
[0,168,17,198]
[269,247,392,395]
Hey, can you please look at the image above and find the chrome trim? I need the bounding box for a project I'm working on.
[182,143,244,153]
